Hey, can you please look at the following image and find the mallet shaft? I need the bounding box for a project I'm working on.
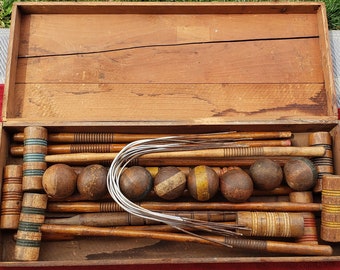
[47,201,322,213]
[14,131,292,143]
[11,139,291,156]
[39,224,332,256]
[44,146,325,164]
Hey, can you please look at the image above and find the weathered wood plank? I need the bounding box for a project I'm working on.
[16,38,323,84]
[11,84,327,122]
[18,13,318,57]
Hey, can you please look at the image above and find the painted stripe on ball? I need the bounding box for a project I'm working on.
[195,166,210,201]
[155,171,185,197]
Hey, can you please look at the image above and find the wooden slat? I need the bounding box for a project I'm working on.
[3,5,22,124]
[18,13,319,57]
[11,84,327,122]
[316,5,338,117]
[16,38,323,84]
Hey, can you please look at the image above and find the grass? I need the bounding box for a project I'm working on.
[0,0,339,29]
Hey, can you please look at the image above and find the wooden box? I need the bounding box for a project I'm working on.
[1,1,340,267]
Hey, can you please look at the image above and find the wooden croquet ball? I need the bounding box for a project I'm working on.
[220,167,253,203]
[187,165,219,201]
[283,157,317,191]
[154,166,186,200]
[119,166,153,201]
[77,164,108,200]
[42,164,77,199]
[249,158,283,190]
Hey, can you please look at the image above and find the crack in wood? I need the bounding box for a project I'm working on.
[18,36,319,59]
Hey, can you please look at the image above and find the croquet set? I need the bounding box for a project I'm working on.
[0,1,340,267]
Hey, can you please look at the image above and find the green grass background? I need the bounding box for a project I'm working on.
[0,0,339,29]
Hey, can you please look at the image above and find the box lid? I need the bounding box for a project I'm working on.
[3,2,337,131]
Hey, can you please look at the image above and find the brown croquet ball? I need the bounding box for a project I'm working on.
[42,164,77,199]
[154,166,186,200]
[119,166,153,201]
[283,157,317,191]
[77,164,108,200]
[187,165,219,201]
[220,167,253,203]
[249,158,283,190]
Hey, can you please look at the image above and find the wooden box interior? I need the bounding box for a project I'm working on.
[1,2,340,267]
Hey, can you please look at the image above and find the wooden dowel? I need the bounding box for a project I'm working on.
[10,139,292,156]
[39,224,332,256]
[47,201,322,213]
[131,157,291,167]
[44,146,325,164]
[45,211,236,227]
[44,211,304,238]
[13,131,293,143]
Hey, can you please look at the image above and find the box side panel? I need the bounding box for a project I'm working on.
[3,5,21,122]
[16,2,321,15]
[317,4,338,118]
[5,10,333,124]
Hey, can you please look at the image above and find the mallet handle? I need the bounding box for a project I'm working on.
[11,139,291,156]
[44,146,325,163]
[39,224,332,256]
[47,201,322,213]
[14,131,292,143]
